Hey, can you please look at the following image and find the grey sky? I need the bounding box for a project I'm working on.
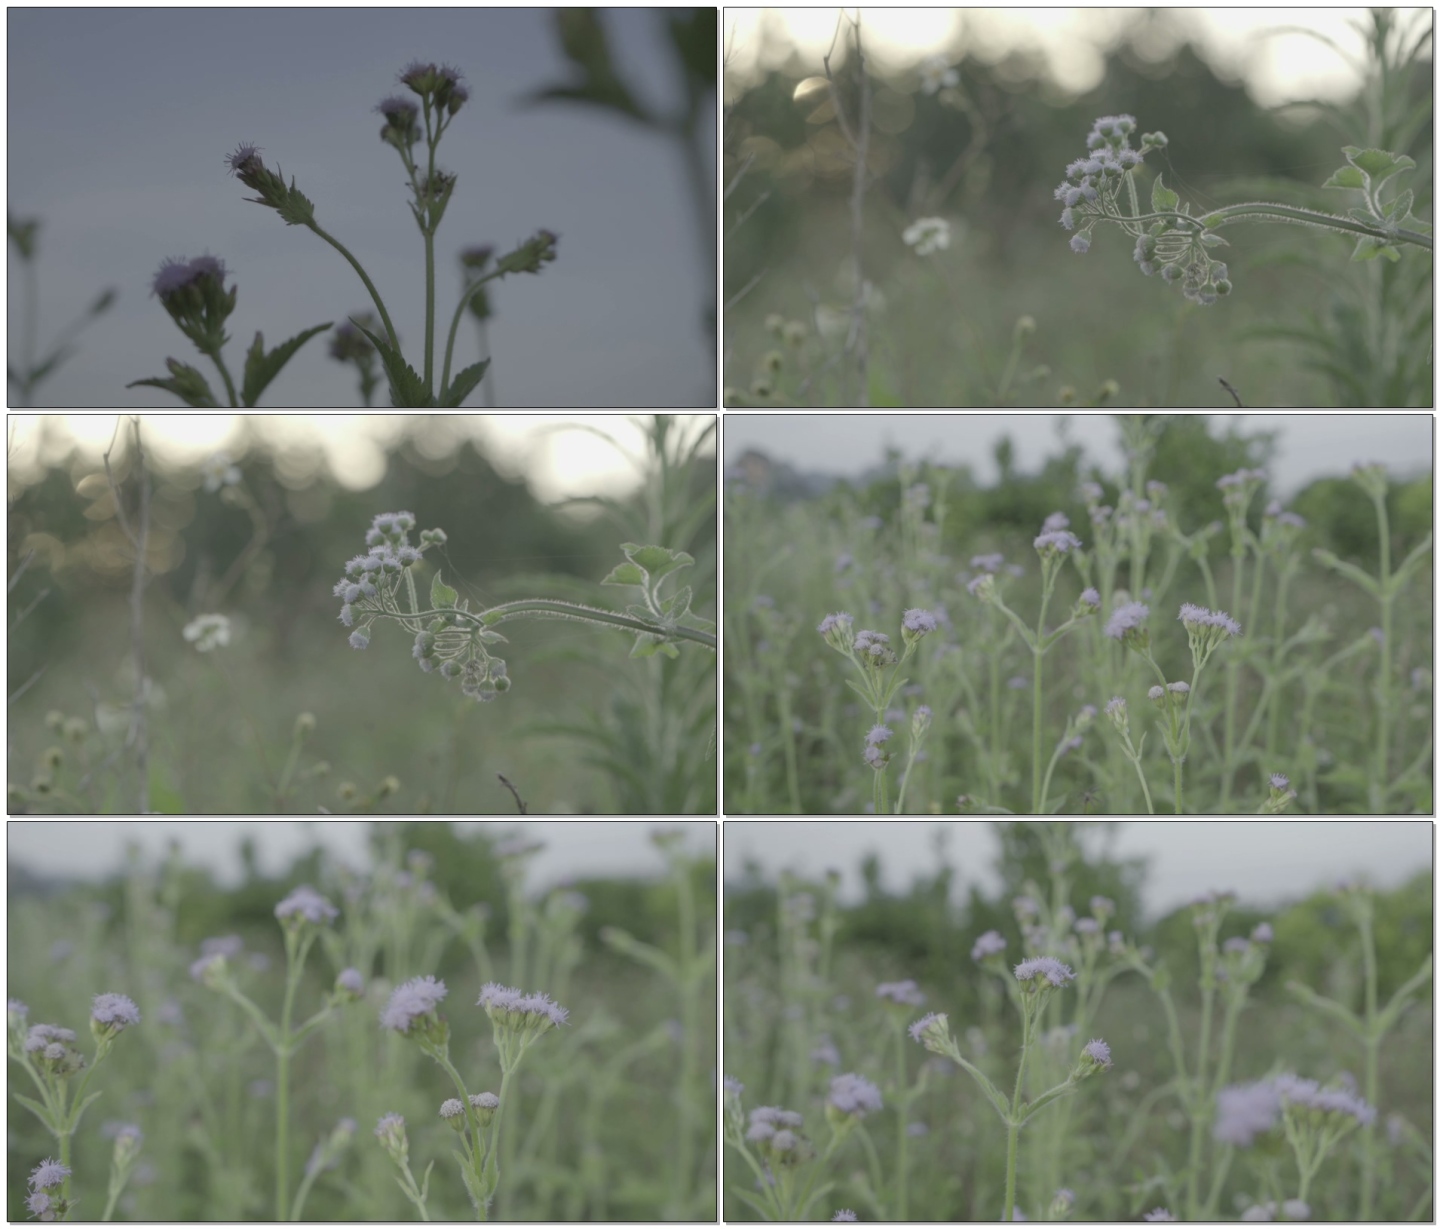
[8,820,717,891]
[8,8,715,408]
[723,414,1435,497]
[724,821,1434,919]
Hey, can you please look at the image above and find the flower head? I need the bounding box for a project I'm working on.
[91,993,141,1031]
[380,975,447,1032]
[828,1072,883,1117]
[1034,529,1083,556]
[183,613,232,652]
[1014,956,1075,988]
[29,1159,71,1191]
[903,216,952,256]
[902,607,939,637]
[875,979,926,1006]
[477,982,570,1029]
[918,54,959,94]
[275,884,339,926]
[1105,602,1149,641]
[908,1011,949,1050]
[970,929,1007,962]
[1082,1037,1112,1068]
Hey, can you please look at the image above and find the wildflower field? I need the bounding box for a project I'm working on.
[8,822,717,1221]
[722,822,1434,1222]
[724,9,1431,408]
[724,415,1433,815]
[7,414,717,815]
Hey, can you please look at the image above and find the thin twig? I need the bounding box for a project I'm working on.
[103,416,151,814]
[8,667,47,707]
[8,549,35,595]
[824,9,871,406]
[497,773,529,814]
[724,270,767,313]
[1218,376,1244,407]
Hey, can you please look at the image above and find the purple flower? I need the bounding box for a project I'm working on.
[1269,773,1290,791]
[854,629,891,653]
[1214,1080,1282,1146]
[91,993,141,1030]
[439,1097,465,1121]
[29,1159,71,1190]
[380,975,447,1032]
[275,884,339,925]
[1079,587,1100,608]
[1083,1038,1112,1068]
[723,1075,744,1097]
[477,982,569,1028]
[971,929,1007,962]
[1105,602,1149,640]
[866,724,893,746]
[970,553,1005,573]
[817,612,853,637]
[348,628,370,650]
[337,968,365,995]
[24,1024,76,1052]
[908,1011,945,1044]
[1034,529,1083,554]
[1167,681,1190,695]
[1014,957,1075,987]
[374,1112,405,1141]
[1070,233,1091,254]
[833,1211,858,1222]
[902,608,938,635]
[1143,1210,1177,1222]
[1104,697,1125,716]
[1178,603,1242,637]
[1252,922,1274,943]
[1042,511,1070,532]
[828,1072,883,1117]
[875,979,926,1006]
[151,255,229,299]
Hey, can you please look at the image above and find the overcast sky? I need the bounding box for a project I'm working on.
[8,820,717,890]
[8,8,715,408]
[724,821,1433,919]
[723,414,1435,498]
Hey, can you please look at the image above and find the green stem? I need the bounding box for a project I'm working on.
[305,221,402,355]
[413,599,716,649]
[893,1029,909,1220]
[204,348,240,407]
[1371,490,1393,812]
[1119,204,1431,248]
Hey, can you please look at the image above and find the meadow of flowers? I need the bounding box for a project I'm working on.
[725,416,1432,815]
[722,822,1433,1222]
[8,823,717,1221]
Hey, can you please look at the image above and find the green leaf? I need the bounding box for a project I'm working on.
[430,571,458,610]
[240,323,331,407]
[1351,235,1400,263]
[439,358,489,407]
[619,543,695,583]
[12,1093,53,1126]
[349,317,431,407]
[1150,173,1179,214]
[1345,146,1415,186]
[127,359,219,407]
[1323,164,1367,191]
[601,561,646,587]
[1384,188,1414,221]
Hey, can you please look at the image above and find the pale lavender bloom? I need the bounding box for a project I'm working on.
[92,993,141,1030]
[1177,603,1241,636]
[1104,697,1125,716]
[854,629,891,654]
[8,998,28,1019]
[1282,1200,1311,1220]
[902,608,938,634]
[477,982,569,1028]
[1216,467,1266,490]
[1079,587,1100,608]
[348,628,370,650]
[275,885,339,925]
[1083,1038,1112,1067]
[190,953,225,982]
[1014,957,1075,987]
[1148,685,1165,701]
[866,724,893,745]
[971,929,1007,961]
[1070,233,1090,254]
[439,1098,465,1120]
[24,1024,76,1052]
[876,979,926,1006]
[1167,681,1190,695]
[908,1011,944,1043]
[380,975,447,1032]
[1252,923,1274,943]
[200,935,244,959]
[723,1075,744,1096]
[863,745,886,769]
[1143,1210,1177,1222]
[828,1072,883,1117]
[833,1211,858,1221]
[750,1105,804,1129]
[970,553,1006,573]
[1059,735,1083,755]
[1012,895,1041,919]
[337,968,365,995]
[1105,602,1149,639]
[810,1038,841,1066]
[1042,512,1070,532]
[1214,1080,1282,1146]
[374,1112,405,1138]
[470,1092,499,1110]
[1269,773,1290,791]
[817,612,853,636]
[29,1158,71,1190]
[1034,529,1082,554]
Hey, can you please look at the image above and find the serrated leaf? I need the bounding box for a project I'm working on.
[240,322,331,407]
[620,543,694,581]
[1384,188,1414,221]
[1346,147,1415,185]
[601,561,647,587]
[430,570,458,609]
[1351,236,1400,263]
[1150,174,1179,213]
[440,357,489,407]
[349,317,432,407]
[1324,165,1367,190]
[127,360,219,407]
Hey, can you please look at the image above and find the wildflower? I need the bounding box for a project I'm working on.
[373,1112,408,1162]
[275,884,338,926]
[1143,1210,1176,1222]
[183,613,232,652]
[1081,1037,1112,1069]
[810,1038,841,1066]
[91,993,141,1042]
[1105,602,1149,642]
[1079,587,1101,608]
[200,452,242,491]
[875,979,926,1006]
[1014,957,1075,988]
[901,607,939,639]
[866,724,893,746]
[380,975,447,1033]
[336,968,365,997]
[348,628,370,650]
[833,1210,859,1222]
[1069,232,1091,254]
[908,1011,950,1050]
[827,1072,883,1117]
[723,1075,744,1097]
[1034,528,1082,556]
[1252,922,1274,943]
[903,216,952,256]
[439,1097,467,1131]
[918,53,959,94]
[29,1159,71,1190]
[971,929,1007,962]
[817,611,854,650]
